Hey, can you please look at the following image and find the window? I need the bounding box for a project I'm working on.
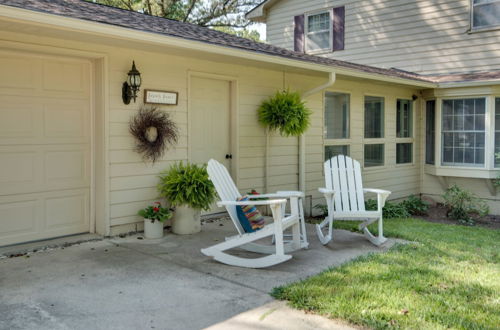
[365,144,384,167]
[325,92,349,139]
[442,98,486,166]
[396,99,412,138]
[495,98,500,167]
[397,143,413,164]
[472,0,500,30]
[306,12,331,52]
[365,96,384,138]
[426,100,436,165]
[325,145,349,161]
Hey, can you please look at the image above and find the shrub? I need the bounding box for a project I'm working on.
[313,204,329,217]
[158,162,216,211]
[442,184,489,225]
[401,195,429,216]
[258,89,312,136]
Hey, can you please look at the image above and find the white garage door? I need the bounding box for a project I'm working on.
[0,51,91,246]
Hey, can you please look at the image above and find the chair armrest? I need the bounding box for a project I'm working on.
[246,191,304,199]
[217,199,287,207]
[363,188,391,196]
[318,188,335,195]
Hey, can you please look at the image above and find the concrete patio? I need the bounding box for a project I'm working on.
[0,218,400,330]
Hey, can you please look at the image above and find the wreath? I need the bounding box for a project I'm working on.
[129,107,179,163]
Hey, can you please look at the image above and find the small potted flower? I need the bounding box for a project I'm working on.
[138,202,172,239]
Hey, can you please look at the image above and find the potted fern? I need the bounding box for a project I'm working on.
[158,162,215,235]
[138,202,172,239]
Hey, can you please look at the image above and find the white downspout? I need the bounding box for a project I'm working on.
[299,71,337,194]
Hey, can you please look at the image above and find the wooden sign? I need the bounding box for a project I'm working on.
[144,89,178,105]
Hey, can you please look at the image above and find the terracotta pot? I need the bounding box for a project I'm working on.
[172,205,201,235]
[144,218,164,239]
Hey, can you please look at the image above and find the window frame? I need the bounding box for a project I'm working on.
[324,91,350,140]
[440,97,487,168]
[364,95,385,139]
[305,9,333,54]
[323,90,352,162]
[395,98,415,165]
[470,0,500,32]
[495,97,500,168]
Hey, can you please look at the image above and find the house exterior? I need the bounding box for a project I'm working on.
[0,0,497,247]
[248,0,500,215]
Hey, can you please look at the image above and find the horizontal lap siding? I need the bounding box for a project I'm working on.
[266,0,500,74]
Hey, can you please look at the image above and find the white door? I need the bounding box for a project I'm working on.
[0,51,91,246]
[190,76,231,213]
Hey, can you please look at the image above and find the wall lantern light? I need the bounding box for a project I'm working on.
[122,61,142,104]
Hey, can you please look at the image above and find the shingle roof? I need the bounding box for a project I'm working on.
[1,0,499,86]
[0,0,432,83]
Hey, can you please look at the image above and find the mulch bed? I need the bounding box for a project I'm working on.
[415,204,500,230]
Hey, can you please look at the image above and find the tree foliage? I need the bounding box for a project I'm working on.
[88,0,262,40]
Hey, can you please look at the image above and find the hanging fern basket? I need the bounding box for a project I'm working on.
[257,90,312,137]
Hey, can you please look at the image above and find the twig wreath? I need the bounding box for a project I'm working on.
[258,89,311,136]
[129,107,179,163]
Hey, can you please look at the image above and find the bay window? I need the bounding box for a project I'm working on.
[396,99,413,164]
[426,100,436,165]
[472,0,500,30]
[441,98,486,167]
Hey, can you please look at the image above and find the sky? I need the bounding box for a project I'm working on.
[249,23,267,41]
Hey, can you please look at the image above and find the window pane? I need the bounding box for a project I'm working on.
[441,98,486,166]
[397,99,412,138]
[426,100,436,164]
[364,144,384,167]
[325,92,349,139]
[397,143,413,164]
[308,12,330,32]
[364,96,384,138]
[473,1,500,28]
[325,145,349,161]
[307,31,330,51]
[496,98,500,167]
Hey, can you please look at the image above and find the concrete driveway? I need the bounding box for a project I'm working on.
[0,218,398,330]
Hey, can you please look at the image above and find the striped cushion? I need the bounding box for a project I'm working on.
[236,196,265,233]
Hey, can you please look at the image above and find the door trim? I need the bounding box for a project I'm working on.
[187,71,239,185]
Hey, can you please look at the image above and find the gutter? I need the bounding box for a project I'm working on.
[0,4,437,89]
[298,71,337,194]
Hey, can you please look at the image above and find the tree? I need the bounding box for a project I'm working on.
[89,0,262,40]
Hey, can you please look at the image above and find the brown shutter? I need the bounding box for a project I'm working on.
[332,6,345,51]
[294,15,305,52]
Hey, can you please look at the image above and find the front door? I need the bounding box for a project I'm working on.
[190,76,232,214]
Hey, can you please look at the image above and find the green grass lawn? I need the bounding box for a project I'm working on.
[272,219,500,329]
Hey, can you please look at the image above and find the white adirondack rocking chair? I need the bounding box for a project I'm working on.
[201,159,307,268]
[316,155,391,246]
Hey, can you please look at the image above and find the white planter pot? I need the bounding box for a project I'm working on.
[172,205,201,235]
[144,218,164,239]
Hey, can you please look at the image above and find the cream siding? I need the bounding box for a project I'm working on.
[265,0,500,74]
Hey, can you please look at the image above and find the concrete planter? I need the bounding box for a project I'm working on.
[144,219,164,239]
[172,205,201,235]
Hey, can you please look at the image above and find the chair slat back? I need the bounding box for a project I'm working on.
[324,155,365,213]
[207,159,244,234]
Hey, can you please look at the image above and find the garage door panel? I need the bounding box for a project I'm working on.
[42,59,90,98]
[0,200,38,237]
[45,192,89,229]
[0,150,39,188]
[0,54,38,91]
[0,101,42,139]
[45,149,89,186]
[44,101,89,139]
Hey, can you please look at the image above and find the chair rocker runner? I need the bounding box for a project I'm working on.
[202,159,308,268]
[317,155,391,246]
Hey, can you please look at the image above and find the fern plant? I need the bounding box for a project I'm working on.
[258,89,312,136]
[158,162,215,211]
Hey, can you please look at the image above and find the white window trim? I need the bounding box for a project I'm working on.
[305,9,333,54]
[469,0,500,32]
[424,94,499,179]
